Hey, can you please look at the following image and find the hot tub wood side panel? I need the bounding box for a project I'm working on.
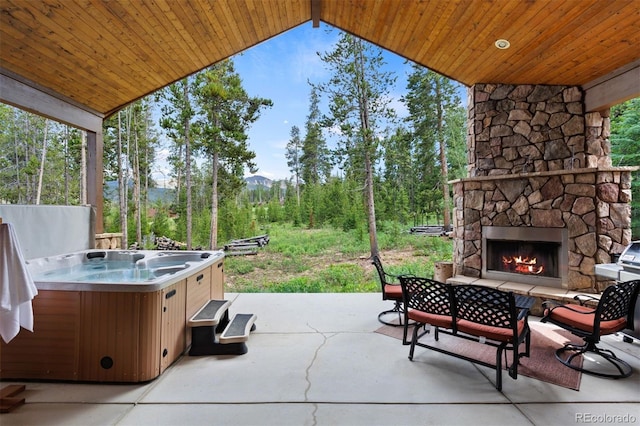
[161,281,187,373]
[186,268,211,348]
[80,292,138,382]
[138,291,162,382]
[0,290,81,380]
[79,290,166,382]
[186,267,211,317]
[212,260,224,300]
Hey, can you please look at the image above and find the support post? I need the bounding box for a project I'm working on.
[86,130,104,234]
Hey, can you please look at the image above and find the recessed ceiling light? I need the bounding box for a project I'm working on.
[495,39,510,49]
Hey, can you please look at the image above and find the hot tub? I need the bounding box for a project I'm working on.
[0,250,225,383]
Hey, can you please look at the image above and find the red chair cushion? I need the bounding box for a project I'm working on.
[408,308,454,329]
[456,318,526,342]
[545,303,627,335]
[384,284,403,300]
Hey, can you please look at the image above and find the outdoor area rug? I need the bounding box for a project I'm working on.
[375,321,583,390]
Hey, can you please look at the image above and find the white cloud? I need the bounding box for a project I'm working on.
[289,24,338,84]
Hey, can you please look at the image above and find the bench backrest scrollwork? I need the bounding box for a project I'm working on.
[453,285,517,330]
[400,275,453,318]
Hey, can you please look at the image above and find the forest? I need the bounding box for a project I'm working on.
[1,32,638,251]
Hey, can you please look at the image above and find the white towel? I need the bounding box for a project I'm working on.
[0,223,39,343]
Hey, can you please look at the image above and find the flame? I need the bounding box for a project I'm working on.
[502,255,544,275]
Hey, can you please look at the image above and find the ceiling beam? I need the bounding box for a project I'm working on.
[311,0,321,28]
[582,60,640,112]
[0,70,103,132]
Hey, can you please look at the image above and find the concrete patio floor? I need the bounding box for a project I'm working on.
[2,292,639,426]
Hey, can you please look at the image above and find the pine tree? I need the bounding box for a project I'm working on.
[286,125,302,206]
[193,59,272,249]
[316,32,396,257]
[380,127,413,223]
[404,65,465,228]
[301,87,331,185]
[158,77,196,248]
[611,98,640,237]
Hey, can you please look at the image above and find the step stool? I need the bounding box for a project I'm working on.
[188,299,257,355]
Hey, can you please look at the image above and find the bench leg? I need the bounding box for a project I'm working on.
[496,346,504,391]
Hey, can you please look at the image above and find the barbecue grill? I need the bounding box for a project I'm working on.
[595,241,640,342]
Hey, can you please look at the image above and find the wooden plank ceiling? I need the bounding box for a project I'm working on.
[1,0,639,118]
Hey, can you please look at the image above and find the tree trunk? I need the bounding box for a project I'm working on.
[80,130,87,205]
[36,120,48,205]
[355,40,379,258]
[434,261,454,282]
[175,144,183,206]
[13,131,22,203]
[133,108,142,245]
[364,150,379,257]
[436,83,451,229]
[118,111,128,248]
[64,126,69,204]
[209,151,219,249]
[184,80,193,250]
[144,112,149,214]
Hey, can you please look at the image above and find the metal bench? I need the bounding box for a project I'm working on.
[188,299,256,356]
[399,277,533,391]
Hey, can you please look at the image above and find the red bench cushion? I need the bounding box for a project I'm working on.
[544,304,627,335]
[408,308,454,329]
[456,318,526,342]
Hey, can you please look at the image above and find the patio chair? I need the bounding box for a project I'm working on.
[372,255,407,328]
[541,280,640,378]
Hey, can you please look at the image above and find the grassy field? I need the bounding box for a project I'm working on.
[223,223,453,293]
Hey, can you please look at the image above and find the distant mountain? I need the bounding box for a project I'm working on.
[244,175,289,192]
[104,181,174,204]
[244,175,273,190]
[104,177,282,202]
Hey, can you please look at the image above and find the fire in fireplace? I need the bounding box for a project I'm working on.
[488,240,558,278]
[482,226,568,288]
[503,255,543,275]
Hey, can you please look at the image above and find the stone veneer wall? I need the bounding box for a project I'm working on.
[467,84,612,176]
[452,83,635,291]
[452,169,633,291]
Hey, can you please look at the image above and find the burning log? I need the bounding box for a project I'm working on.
[502,255,544,275]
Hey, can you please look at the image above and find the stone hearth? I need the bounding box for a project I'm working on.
[451,83,636,292]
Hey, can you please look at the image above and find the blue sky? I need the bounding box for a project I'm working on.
[231,22,415,181]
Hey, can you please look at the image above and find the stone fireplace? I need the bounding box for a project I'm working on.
[451,83,636,291]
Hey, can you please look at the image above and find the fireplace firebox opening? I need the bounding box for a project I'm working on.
[482,226,568,288]
[487,240,559,278]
